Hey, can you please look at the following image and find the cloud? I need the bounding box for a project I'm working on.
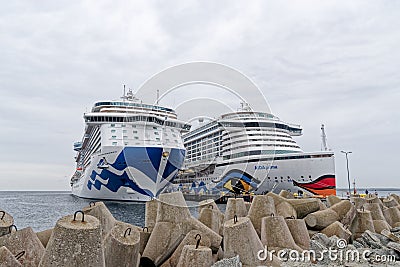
[0,0,399,190]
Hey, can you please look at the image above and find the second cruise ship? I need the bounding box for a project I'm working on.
[174,103,336,197]
[71,89,190,201]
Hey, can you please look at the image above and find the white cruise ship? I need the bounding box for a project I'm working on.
[175,103,336,197]
[70,89,190,201]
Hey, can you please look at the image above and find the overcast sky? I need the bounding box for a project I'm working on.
[0,0,399,191]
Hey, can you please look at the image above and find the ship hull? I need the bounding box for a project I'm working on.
[180,152,336,197]
[72,146,186,201]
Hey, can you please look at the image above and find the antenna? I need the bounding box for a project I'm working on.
[156,89,159,105]
[123,85,126,97]
[321,124,329,151]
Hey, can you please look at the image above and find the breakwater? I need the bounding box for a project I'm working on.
[1,191,400,266]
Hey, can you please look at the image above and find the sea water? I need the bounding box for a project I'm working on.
[0,190,399,232]
[0,191,214,232]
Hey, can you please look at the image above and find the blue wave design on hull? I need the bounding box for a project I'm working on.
[88,169,153,197]
[87,147,185,197]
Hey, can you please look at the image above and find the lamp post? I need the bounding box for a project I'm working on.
[341,151,352,198]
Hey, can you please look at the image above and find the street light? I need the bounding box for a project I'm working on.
[341,151,352,197]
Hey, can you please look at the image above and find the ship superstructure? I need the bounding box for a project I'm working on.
[175,104,335,196]
[71,89,190,201]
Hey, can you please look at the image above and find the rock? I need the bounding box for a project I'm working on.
[212,255,242,267]
[381,229,400,243]
[310,233,330,248]
[387,241,400,254]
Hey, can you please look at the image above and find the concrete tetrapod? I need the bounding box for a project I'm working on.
[383,206,400,227]
[316,198,328,210]
[265,192,297,218]
[326,195,341,207]
[82,202,117,240]
[35,228,53,248]
[305,208,339,230]
[341,204,357,228]
[247,195,275,236]
[390,194,400,204]
[198,199,224,234]
[261,215,303,252]
[350,209,375,240]
[39,212,104,267]
[223,216,280,267]
[0,211,13,237]
[329,200,352,221]
[285,218,310,250]
[141,192,222,266]
[104,222,140,267]
[364,203,386,221]
[161,230,211,267]
[279,189,295,199]
[365,195,383,207]
[373,220,391,234]
[224,198,248,222]
[139,228,151,255]
[286,198,320,219]
[198,199,221,213]
[0,227,44,267]
[383,196,399,208]
[320,221,352,242]
[145,199,158,232]
[198,207,222,235]
[176,245,213,267]
[351,197,367,210]
[0,246,22,267]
